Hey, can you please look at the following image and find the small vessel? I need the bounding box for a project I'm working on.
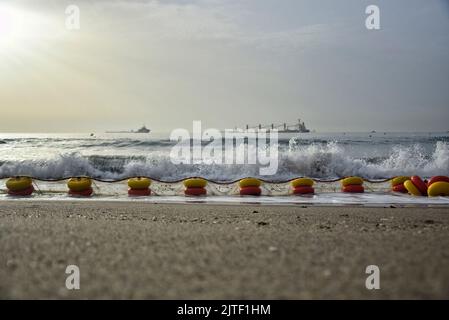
[134,125,150,133]
[106,125,151,134]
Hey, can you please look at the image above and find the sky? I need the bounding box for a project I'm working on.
[0,0,448,133]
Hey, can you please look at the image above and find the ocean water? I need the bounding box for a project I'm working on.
[0,131,448,181]
[1,132,448,205]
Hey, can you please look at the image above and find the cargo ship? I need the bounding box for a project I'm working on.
[235,119,310,133]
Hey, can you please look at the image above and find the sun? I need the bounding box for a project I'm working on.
[0,4,51,52]
[0,5,23,48]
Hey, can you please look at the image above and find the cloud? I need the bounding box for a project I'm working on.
[61,0,328,51]
[1,0,448,132]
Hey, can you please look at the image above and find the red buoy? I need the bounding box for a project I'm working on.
[7,185,34,196]
[128,188,151,196]
[240,186,262,196]
[184,187,207,196]
[392,184,408,193]
[428,176,449,187]
[411,176,427,196]
[342,185,364,193]
[69,187,93,197]
[293,186,314,195]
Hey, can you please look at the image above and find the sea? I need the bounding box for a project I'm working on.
[1,131,448,205]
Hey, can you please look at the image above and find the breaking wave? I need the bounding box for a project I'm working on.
[0,141,448,181]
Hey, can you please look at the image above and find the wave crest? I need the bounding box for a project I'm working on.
[0,142,448,180]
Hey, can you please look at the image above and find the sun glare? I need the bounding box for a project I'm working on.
[0,4,50,52]
[0,5,23,48]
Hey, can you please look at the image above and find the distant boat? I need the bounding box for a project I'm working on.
[134,125,151,133]
[106,125,151,134]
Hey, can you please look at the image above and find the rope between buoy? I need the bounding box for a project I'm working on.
[0,175,393,185]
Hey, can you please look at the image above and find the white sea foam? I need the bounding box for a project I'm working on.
[0,140,448,180]
[280,141,449,179]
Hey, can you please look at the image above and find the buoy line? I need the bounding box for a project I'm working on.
[0,175,393,184]
[1,175,448,197]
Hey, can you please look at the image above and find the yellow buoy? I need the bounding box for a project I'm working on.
[6,177,32,192]
[67,177,92,192]
[183,178,207,188]
[341,176,363,187]
[239,178,262,188]
[391,176,410,187]
[291,178,314,188]
[428,181,449,197]
[404,179,422,196]
[128,177,151,189]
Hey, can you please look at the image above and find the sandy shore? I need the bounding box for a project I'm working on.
[0,201,448,299]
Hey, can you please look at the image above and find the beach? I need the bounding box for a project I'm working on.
[0,201,448,299]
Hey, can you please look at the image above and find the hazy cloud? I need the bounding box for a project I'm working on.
[0,0,448,132]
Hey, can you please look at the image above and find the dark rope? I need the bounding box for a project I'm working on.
[0,175,395,184]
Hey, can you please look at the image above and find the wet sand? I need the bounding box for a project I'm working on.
[0,201,448,299]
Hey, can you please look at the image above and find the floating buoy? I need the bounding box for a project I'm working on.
[404,179,422,196]
[392,184,408,193]
[390,176,409,193]
[341,177,363,187]
[238,178,261,188]
[183,178,207,196]
[341,176,364,193]
[342,185,364,193]
[128,177,151,189]
[293,186,314,195]
[128,177,151,197]
[391,176,410,187]
[69,187,93,197]
[291,178,314,188]
[240,186,262,196]
[185,187,207,196]
[183,178,207,188]
[128,188,151,196]
[410,176,427,196]
[428,176,449,187]
[8,185,34,196]
[291,178,314,195]
[239,178,262,196]
[6,176,34,196]
[68,177,93,197]
[427,181,449,197]
[68,177,92,192]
